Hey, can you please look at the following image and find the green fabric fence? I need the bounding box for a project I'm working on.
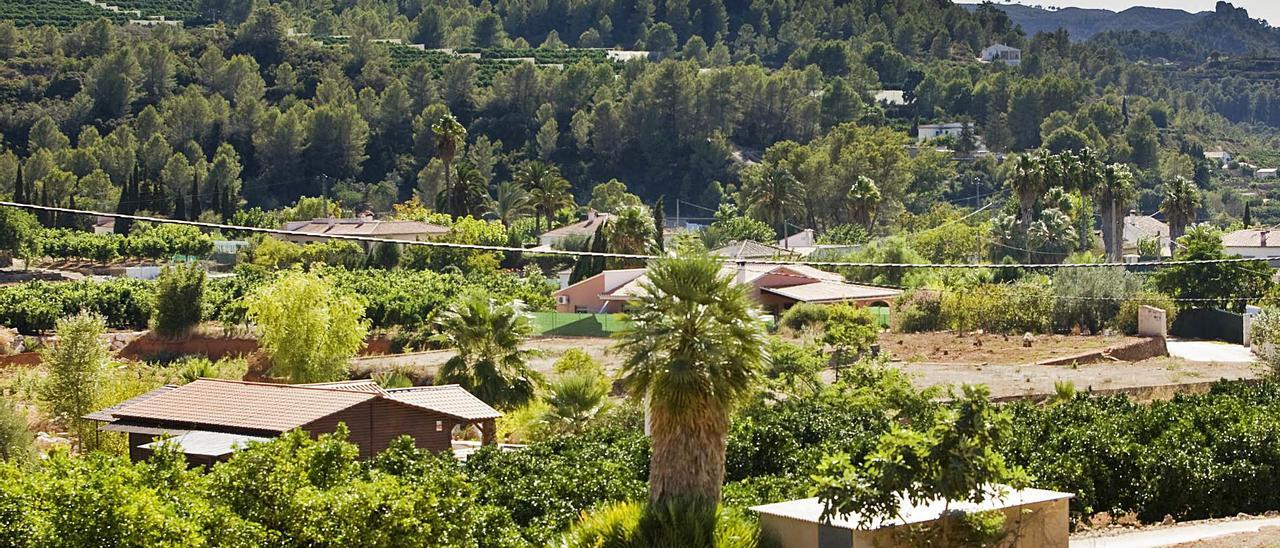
[529,312,632,337]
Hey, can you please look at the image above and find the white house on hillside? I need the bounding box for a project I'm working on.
[917,122,973,143]
[1205,150,1232,166]
[980,44,1022,66]
[1257,168,1278,179]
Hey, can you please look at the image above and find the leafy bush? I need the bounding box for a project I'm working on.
[1051,268,1142,333]
[778,303,828,332]
[1111,292,1178,335]
[151,263,205,338]
[0,279,153,333]
[0,398,33,462]
[246,271,369,383]
[940,282,1055,334]
[38,225,214,261]
[891,289,942,333]
[1003,381,1280,521]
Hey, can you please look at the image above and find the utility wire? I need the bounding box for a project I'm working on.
[6,201,1280,270]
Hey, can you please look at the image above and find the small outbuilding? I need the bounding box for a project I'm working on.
[752,486,1072,548]
[85,379,502,465]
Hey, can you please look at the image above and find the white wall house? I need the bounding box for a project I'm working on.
[1257,168,1278,179]
[980,44,1022,66]
[1205,150,1232,166]
[1223,229,1280,259]
[916,122,972,143]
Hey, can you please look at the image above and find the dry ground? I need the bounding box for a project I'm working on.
[352,333,1264,399]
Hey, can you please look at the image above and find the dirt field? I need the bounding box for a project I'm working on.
[879,332,1133,364]
[351,333,1264,399]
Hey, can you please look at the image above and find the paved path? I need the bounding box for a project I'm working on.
[1166,340,1255,363]
[1071,518,1280,547]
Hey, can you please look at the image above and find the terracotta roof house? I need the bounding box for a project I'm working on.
[1222,228,1280,259]
[554,263,900,315]
[537,210,613,248]
[1122,214,1171,257]
[280,218,449,251]
[86,379,501,466]
[712,240,799,260]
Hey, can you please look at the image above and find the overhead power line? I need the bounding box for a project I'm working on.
[4,201,1279,270]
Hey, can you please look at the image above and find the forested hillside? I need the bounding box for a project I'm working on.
[962,3,1207,40]
[0,0,1272,236]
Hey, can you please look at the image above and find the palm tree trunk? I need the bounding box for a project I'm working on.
[1100,200,1114,261]
[1113,204,1125,259]
[648,399,729,504]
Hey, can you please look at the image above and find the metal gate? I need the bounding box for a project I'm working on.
[1170,308,1245,344]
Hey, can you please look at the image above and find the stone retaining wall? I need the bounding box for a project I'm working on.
[1035,336,1167,366]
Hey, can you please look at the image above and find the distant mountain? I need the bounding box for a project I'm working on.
[963,2,1280,60]
[961,3,1208,40]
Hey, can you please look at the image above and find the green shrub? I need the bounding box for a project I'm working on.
[891,289,942,333]
[0,398,33,462]
[1111,292,1178,335]
[779,303,829,332]
[1051,268,1142,333]
[941,282,1054,334]
[563,499,762,548]
[151,262,205,338]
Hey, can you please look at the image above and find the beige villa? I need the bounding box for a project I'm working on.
[554,263,901,315]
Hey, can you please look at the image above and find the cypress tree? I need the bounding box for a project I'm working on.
[652,196,665,253]
[1244,202,1253,227]
[13,161,23,203]
[115,167,137,234]
[569,222,609,284]
[189,171,201,220]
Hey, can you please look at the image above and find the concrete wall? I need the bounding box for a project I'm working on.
[1137,306,1167,338]
[760,499,1069,548]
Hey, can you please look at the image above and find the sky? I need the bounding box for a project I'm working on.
[974,1,1279,26]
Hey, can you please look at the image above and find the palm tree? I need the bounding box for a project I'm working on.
[846,176,881,230]
[1161,176,1201,252]
[432,113,467,214]
[607,205,654,266]
[1097,163,1136,260]
[615,254,764,504]
[516,160,574,232]
[488,181,533,226]
[739,161,802,238]
[1009,152,1048,229]
[540,371,609,434]
[436,160,488,217]
[431,292,543,410]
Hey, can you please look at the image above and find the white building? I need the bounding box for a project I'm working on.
[1257,168,1278,179]
[1223,229,1280,259]
[916,122,973,143]
[980,44,1022,66]
[1205,150,1232,166]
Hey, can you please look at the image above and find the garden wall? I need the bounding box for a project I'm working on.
[1035,336,1167,366]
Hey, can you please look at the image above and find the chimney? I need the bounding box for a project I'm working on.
[736,262,747,285]
[1262,230,1269,247]
[586,209,598,223]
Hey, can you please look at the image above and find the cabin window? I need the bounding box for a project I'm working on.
[436,420,444,432]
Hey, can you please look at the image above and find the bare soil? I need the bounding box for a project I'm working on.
[352,334,1263,399]
[879,332,1133,365]
[1172,527,1280,547]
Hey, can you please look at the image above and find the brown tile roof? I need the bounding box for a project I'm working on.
[301,380,388,394]
[107,379,376,432]
[1223,229,1280,248]
[83,385,177,422]
[386,385,502,421]
[712,240,798,260]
